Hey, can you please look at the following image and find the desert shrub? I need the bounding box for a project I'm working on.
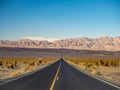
[85,63,93,67]
[91,69,100,75]
[66,58,120,67]
[109,61,113,66]
[29,62,34,66]
[99,60,104,66]
[0,61,3,66]
[104,61,109,67]
[39,60,42,64]
[0,57,57,68]
[94,62,99,66]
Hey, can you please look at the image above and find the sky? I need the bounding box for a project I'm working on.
[0,0,120,40]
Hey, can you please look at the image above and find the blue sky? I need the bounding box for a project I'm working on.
[0,0,120,40]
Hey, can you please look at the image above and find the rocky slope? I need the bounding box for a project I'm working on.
[0,37,120,51]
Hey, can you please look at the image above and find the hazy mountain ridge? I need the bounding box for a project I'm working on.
[0,37,120,51]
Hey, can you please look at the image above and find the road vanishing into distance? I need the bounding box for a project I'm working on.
[0,59,120,90]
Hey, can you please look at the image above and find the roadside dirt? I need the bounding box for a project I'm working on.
[68,61,120,86]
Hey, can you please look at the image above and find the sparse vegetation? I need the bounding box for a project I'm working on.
[0,57,57,69]
[66,58,120,76]
[0,57,57,79]
[66,58,120,67]
[66,58,120,85]
[91,69,100,75]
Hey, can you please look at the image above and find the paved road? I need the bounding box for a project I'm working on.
[0,60,60,90]
[54,59,120,90]
[0,59,119,90]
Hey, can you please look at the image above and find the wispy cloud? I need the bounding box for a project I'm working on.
[22,37,59,42]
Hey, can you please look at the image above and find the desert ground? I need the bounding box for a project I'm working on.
[67,59,120,85]
[0,57,57,81]
[0,47,120,85]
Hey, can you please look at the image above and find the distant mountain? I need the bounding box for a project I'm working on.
[0,36,120,51]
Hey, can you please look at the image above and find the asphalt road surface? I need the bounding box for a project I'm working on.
[0,59,119,90]
[54,60,120,90]
[0,60,60,90]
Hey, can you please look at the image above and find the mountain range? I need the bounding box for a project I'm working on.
[0,36,120,51]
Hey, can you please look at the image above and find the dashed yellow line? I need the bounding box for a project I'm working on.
[50,62,61,90]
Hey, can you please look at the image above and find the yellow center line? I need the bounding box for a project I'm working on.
[49,61,61,90]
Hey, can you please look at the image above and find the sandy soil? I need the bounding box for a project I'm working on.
[67,61,120,86]
[0,62,53,80]
[96,66,120,85]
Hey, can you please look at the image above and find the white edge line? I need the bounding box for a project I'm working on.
[0,60,58,86]
[65,60,120,89]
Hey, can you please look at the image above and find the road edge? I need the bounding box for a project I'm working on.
[65,60,120,90]
[0,60,58,85]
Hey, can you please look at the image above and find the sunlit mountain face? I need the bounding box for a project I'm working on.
[0,36,120,51]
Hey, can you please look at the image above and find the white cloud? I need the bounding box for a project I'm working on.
[22,37,59,42]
